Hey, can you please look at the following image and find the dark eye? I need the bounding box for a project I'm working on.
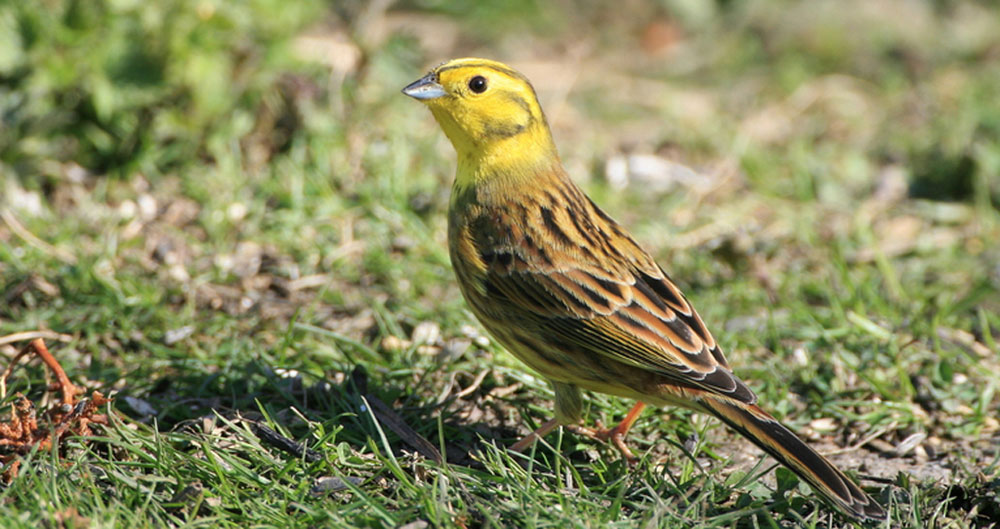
[468,76,488,94]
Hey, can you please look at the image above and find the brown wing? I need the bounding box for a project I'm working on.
[468,182,755,404]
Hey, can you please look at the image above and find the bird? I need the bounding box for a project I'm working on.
[402,57,886,520]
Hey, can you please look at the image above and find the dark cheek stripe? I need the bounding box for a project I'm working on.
[483,121,527,138]
[507,93,533,115]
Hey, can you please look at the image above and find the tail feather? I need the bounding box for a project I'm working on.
[699,396,886,520]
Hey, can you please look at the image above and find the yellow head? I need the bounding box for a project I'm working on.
[402,58,558,184]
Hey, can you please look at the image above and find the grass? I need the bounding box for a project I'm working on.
[2,0,999,527]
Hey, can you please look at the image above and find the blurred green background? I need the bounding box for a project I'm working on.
[1,0,998,527]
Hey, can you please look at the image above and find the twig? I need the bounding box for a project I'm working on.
[824,424,894,456]
[0,208,77,264]
[0,339,110,482]
[364,393,443,463]
[434,369,490,405]
[348,366,454,464]
[248,420,322,462]
[30,339,79,406]
[0,330,73,348]
[46,393,111,449]
[285,274,332,292]
[434,371,459,404]
[937,327,995,358]
[453,369,490,399]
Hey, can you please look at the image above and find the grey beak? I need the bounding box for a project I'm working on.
[402,73,446,100]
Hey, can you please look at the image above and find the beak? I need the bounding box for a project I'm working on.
[402,73,446,100]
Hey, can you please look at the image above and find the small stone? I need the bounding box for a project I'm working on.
[227,202,247,222]
[161,199,200,226]
[380,335,408,352]
[792,347,809,366]
[214,254,234,272]
[983,416,999,432]
[137,194,158,221]
[867,439,895,454]
[64,162,89,183]
[232,241,263,278]
[311,476,363,494]
[894,432,926,456]
[411,321,441,346]
[439,339,471,361]
[391,235,416,252]
[239,296,255,311]
[416,345,439,356]
[164,325,195,345]
[168,264,190,282]
[604,155,629,189]
[272,368,301,379]
[808,417,837,432]
[123,396,158,417]
[604,153,709,193]
[119,200,138,219]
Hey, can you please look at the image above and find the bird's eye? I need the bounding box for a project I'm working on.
[468,76,488,94]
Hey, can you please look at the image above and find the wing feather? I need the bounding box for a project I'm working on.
[458,177,754,403]
[482,263,755,403]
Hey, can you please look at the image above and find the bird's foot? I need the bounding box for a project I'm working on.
[509,402,647,463]
[571,401,647,463]
[567,421,638,463]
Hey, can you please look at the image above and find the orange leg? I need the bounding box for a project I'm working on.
[570,401,647,462]
[510,402,648,462]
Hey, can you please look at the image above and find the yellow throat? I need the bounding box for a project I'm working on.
[402,58,562,195]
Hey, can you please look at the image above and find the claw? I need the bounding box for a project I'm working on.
[568,421,638,463]
[510,402,648,463]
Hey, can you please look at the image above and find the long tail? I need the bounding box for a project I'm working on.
[698,396,886,520]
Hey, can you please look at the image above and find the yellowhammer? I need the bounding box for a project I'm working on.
[403,58,885,520]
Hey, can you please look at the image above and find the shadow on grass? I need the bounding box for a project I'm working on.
[121,359,905,525]
[127,359,526,467]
